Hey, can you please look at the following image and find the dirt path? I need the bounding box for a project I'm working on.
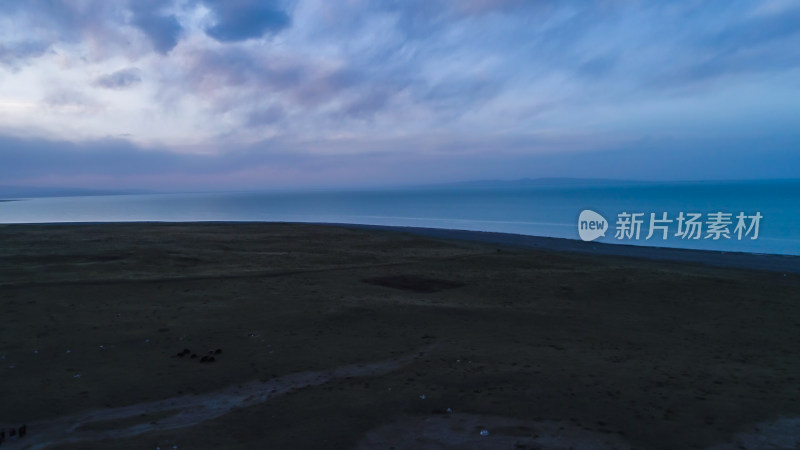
[10,346,434,449]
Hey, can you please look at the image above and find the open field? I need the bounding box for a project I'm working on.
[1,223,799,449]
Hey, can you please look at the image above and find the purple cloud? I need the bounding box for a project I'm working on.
[94,68,143,89]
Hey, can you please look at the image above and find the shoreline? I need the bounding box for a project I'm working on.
[2,221,797,274]
[336,223,800,274]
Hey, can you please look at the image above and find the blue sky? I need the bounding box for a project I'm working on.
[0,0,798,189]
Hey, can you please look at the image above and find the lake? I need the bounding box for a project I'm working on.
[1,179,798,255]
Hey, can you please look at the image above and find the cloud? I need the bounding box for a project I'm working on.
[0,133,335,189]
[129,0,183,54]
[93,68,143,89]
[176,45,361,118]
[2,131,798,190]
[201,0,291,43]
[0,0,184,60]
[0,0,799,187]
[451,0,528,15]
[0,40,49,69]
[339,88,395,119]
[43,89,104,115]
[0,134,182,179]
[706,5,800,50]
[0,1,120,54]
[576,55,617,79]
[246,105,285,127]
[641,4,800,89]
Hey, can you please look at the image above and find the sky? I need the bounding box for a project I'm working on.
[0,0,799,190]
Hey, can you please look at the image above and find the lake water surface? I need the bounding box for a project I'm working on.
[1,180,798,255]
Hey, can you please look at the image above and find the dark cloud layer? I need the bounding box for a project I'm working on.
[0,40,49,68]
[2,132,798,190]
[246,105,286,127]
[201,0,292,42]
[0,0,181,55]
[129,0,183,54]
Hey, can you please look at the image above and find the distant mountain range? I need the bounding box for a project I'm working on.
[412,177,800,189]
[0,186,150,199]
[415,177,655,189]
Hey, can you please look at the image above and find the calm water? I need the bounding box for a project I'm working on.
[1,180,798,256]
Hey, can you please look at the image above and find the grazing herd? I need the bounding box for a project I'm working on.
[176,348,222,363]
[0,425,27,445]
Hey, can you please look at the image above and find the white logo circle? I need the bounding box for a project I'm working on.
[578,210,607,242]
